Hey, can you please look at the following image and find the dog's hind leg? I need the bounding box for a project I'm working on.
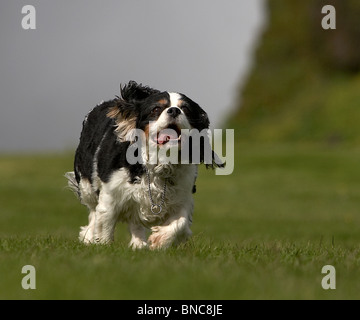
[75,177,103,244]
[79,210,98,243]
[91,190,120,244]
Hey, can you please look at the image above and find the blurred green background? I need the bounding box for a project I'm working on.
[1,0,360,300]
[231,0,360,144]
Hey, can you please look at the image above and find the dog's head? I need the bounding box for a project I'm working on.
[108,81,221,166]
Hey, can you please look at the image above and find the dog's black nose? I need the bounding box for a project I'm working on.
[167,107,181,118]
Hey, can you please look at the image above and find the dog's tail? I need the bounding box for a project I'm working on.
[65,171,81,200]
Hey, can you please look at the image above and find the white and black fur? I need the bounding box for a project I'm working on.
[66,81,222,250]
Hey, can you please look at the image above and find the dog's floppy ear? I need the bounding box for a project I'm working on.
[107,81,160,141]
[186,132,225,169]
[108,81,160,119]
[119,80,161,105]
[194,109,224,169]
[199,134,225,169]
[206,150,225,169]
[185,107,225,169]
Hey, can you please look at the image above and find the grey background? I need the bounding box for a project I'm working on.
[0,0,265,152]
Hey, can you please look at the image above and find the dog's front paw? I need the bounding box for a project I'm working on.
[79,225,98,244]
[148,226,172,250]
[148,233,163,250]
[129,238,148,250]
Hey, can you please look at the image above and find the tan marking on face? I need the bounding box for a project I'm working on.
[177,100,185,108]
[157,98,169,107]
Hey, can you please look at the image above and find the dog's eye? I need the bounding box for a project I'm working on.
[152,107,161,114]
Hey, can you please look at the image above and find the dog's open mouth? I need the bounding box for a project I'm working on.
[154,124,182,145]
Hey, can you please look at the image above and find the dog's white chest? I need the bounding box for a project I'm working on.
[105,165,196,226]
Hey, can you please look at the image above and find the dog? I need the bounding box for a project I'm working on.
[66,81,222,250]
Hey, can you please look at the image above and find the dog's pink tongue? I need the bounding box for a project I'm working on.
[157,131,178,144]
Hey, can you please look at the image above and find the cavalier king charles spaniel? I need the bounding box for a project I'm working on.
[66,81,222,250]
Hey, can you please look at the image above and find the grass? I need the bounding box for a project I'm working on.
[1,143,360,299]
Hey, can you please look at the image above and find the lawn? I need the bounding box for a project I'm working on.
[0,143,360,299]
